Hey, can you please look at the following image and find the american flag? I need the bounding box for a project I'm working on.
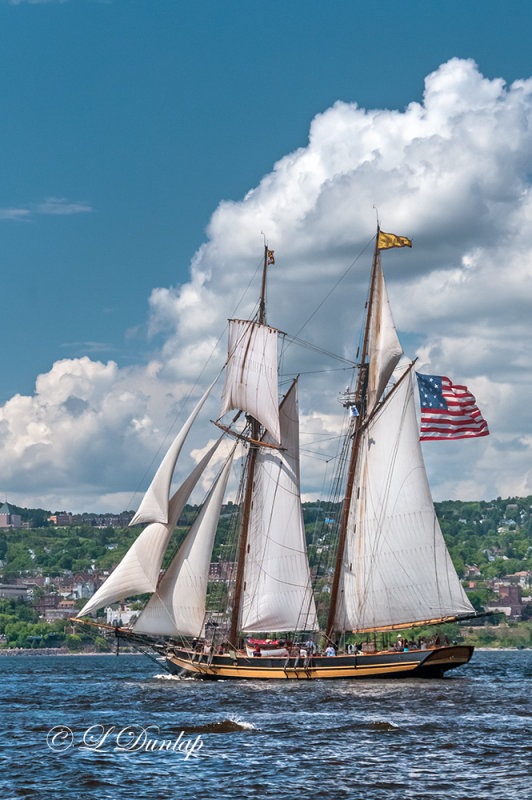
[416,373,489,441]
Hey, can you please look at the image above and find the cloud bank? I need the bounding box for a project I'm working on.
[2,58,532,511]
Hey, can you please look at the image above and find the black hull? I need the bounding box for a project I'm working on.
[165,645,474,680]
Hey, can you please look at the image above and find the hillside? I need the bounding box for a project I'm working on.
[1,495,531,652]
[1,495,531,581]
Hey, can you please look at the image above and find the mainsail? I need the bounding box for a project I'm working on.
[240,381,319,633]
[335,369,474,632]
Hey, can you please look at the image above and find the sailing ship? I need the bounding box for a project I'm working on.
[77,230,481,679]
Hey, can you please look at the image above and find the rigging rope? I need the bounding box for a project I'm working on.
[283,234,374,352]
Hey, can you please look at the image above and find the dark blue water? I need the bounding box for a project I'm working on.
[0,651,530,799]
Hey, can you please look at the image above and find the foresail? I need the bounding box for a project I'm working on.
[220,319,280,443]
[366,257,403,414]
[240,382,319,633]
[335,371,474,632]
[77,439,222,619]
[132,445,236,637]
[130,379,216,526]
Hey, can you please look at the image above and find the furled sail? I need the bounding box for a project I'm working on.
[240,381,319,632]
[220,319,280,443]
[335,370,474,632]
[130,379,216,526]
[366,257,403,414]
[77,439,222,618]
[132,446,236,637]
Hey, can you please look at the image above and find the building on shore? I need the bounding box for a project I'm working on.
[0,583,30,600]
[484,580,532,620]
[47,512,73,526]
[0,502,22,529]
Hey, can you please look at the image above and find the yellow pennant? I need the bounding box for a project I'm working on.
[377,231,412,250]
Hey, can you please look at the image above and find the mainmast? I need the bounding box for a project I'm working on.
[325,228,381,641]
[229,244,271,647]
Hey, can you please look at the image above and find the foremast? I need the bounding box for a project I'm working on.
[228,244,270,647]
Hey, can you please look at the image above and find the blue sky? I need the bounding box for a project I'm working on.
[1,0,532,510]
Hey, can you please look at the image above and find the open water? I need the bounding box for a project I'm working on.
[0,650,530,800]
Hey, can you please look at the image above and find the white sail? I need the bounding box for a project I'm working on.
[366,257,403,414]
[220,319,280,443]
[240,381,319,632]
[130,379,216,526]
[335,371,474,632]
[78,439,222,618]
[133,447,235,637]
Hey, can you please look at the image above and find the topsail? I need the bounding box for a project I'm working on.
[220,319,281,443]
[366,256,403,413]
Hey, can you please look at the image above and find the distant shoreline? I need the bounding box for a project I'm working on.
[1,646,530,656]
[0,648,141,656]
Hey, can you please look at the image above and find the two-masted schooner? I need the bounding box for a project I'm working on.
[76,230,480,678]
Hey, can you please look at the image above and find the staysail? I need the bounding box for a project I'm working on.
[77,438,222,618]
[220,319,281,444]
[240,381,319,632]
[130,379,217,526]
[133,446,236,637]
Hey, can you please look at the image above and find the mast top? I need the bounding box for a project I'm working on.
[259,243,275,324]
